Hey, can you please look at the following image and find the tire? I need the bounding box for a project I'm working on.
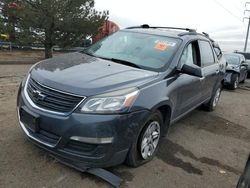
[126,111,163,167]
[203,85,222,112]
[241,72,248,83]
[229,73,239,90]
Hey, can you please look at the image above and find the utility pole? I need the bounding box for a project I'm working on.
[243,17,250,52]
[244,2,250,52]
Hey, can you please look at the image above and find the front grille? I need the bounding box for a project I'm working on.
[26,77,84,113]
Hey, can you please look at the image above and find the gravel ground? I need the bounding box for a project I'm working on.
[0,51,64,64]
[0,64,250,188]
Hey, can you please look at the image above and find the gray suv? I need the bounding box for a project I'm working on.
[17,25,226,169]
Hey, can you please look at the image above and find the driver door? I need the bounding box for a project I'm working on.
[174,41,203,118]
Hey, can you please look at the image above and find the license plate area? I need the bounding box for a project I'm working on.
[20,107,40,133]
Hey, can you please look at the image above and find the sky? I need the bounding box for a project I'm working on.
[95,0,249,52]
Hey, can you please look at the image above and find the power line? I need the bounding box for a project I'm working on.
[231,1,244,14]
[213,0,243,22]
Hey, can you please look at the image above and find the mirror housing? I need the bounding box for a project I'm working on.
[242,62,248,67]
[180,64,203,78]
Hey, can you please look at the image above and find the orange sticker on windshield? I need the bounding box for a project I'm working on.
[154,42,168,51]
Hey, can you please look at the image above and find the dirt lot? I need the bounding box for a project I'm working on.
[0,64,250,188]
[0,51,63,63]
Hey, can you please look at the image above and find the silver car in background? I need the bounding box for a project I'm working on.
[223,53,248,90]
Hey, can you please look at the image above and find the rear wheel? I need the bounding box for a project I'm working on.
[229,74,239,90]
[126,111,163,167]
[203,85,222,111]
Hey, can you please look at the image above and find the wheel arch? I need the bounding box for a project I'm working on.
[151,101,172,136]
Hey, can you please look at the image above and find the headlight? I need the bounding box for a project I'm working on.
[80,88,139,113]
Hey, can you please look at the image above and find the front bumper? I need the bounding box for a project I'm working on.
[17,83,150,169]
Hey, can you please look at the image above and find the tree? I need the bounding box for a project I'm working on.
[0,17,5,34]
[17,0,108,58]
[0,0,19,42]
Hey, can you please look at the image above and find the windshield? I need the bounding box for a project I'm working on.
[224,54,240,65]
[85,31,181,71]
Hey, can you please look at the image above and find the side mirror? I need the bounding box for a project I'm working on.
[242,62,248,67]
[180,64,203,78]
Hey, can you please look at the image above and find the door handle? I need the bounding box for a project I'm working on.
[219,64,224,69]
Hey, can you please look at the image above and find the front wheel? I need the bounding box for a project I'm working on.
[125,111,163,167]
[241,72,248,83]
[229,74,239,90]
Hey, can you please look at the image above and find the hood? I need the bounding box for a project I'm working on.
[30,52,159,96]
[226,64,240,72]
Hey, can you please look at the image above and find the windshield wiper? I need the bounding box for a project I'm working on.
[81,51,96,57]
[109,58,142,69]
[81,53,142,69]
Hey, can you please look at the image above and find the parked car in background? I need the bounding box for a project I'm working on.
[235,51,250,77]
[223,53,248,90]
[17,25,225,170]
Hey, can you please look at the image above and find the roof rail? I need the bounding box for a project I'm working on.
[126,24,217,43]
[126,24,196,32]
[178,31,198,36]
[202,32,214,42]
[178,31,215,42]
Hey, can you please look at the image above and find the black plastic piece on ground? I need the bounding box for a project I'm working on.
[51,154,122,187]
[87,168,123,188]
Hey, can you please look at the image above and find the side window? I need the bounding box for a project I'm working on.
[199,40,215,67]
[241,56,246,64]
[180,41,200,66]
[213,47,222,60]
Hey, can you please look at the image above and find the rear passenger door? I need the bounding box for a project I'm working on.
[199,40,220,101]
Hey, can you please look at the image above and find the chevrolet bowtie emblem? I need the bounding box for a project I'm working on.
[32,90,46,101]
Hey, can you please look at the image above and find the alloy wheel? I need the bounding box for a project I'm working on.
[213,88,221,108]
[140,121,160,160]
[234,76,239,89]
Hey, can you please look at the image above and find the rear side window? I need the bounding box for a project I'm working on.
[199,40,215,67]
[213,47,222,59]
